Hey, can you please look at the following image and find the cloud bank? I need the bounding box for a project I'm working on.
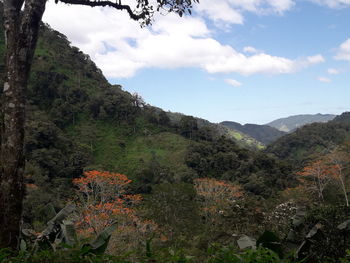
[44,0,323,79]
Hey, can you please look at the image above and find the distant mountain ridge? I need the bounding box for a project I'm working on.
[267,113,336,132]
[220,121,286,145]
[266,111,350,166]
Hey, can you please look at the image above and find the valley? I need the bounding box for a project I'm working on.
[0,5,349,263]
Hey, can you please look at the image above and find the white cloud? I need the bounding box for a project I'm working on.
[195,0,244,25]
[243,46,260,54]
[306,54,325,64]
[43,1,322,78]
[318,77,331,83]
[328,68,339,74]
[225,79,242,87]
[309,0,350,8]
[334,38,350,61]
[195,0,295,26]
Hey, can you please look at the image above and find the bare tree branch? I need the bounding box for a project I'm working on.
[56,0,150,21]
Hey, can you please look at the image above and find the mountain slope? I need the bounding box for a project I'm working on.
[166,112,264,149]
[266,112,350,166]
[0,18,297,223]
[267,113,336,132]
[221,121,287,144]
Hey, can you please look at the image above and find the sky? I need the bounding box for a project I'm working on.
[43,0,350,124]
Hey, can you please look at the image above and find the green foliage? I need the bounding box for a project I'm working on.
[186,136,294,196]
[0,18,297,237]
[83,223,118,256]
[220,121,286,145]
[256,231,283,258]
[143,183,201,246]
[20,204,117,259]
[266,120,350,166]
[142,243,194,263]
[0,248,132,263]
[340,250,350,263]
[207,246,283,263]
[290,205,350,262]
[178,115,198,139]
[1,246,291,263]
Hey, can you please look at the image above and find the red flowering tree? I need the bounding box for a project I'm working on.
[194,178,243,202]
[296,160,334,202]
[194,178,243,223]
[326,149,349,206]
[73,170,142,235]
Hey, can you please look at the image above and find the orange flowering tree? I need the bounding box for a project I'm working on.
[326,149,349,206]
[287,147,349,206]
[194,178,243,203]
[73,170,142,235]
[297,160,334,202]
[194,178,243,223]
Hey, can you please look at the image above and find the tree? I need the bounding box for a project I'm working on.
[73,170,141,235]
[297,159,333,202]
[179,115,198,139]
[193,178,243,242]
[0,0,198,249]
[297,148,350,206]
[144,183,200,243]
[73,170,157,255]
[326,148,349,207]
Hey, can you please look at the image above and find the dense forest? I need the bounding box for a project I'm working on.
[0,10,350,263]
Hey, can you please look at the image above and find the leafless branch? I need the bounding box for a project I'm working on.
[56,0,150,21]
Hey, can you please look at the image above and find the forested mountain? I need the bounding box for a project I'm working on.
[267,113,336,132]
[266,112,350,166]
[166,112,265,149]
[0,18,296,226]
[221,121,287,145]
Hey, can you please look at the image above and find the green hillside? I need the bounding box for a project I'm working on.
[167,112,265,149]
[221,121,286,145]
[266,112,350,166]
[0,21,295,212]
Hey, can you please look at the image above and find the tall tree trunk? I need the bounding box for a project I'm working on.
[0,0,46,249]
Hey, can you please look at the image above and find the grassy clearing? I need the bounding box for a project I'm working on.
[68,118,193,177]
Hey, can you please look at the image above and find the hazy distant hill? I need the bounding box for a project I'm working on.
[266,112,350,165]
[267,113,336,132]
[220,121,286,145]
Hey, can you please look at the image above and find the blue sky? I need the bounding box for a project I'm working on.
[44,0,350,124]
